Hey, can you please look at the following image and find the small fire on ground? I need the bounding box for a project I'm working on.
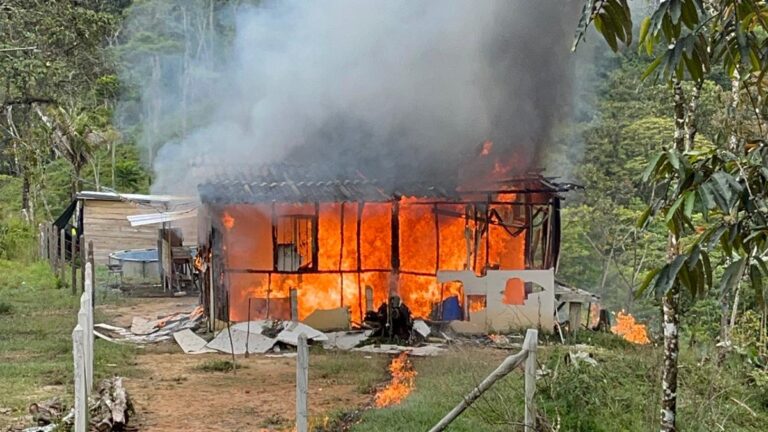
[611,311,650,345]
[374,352,417,408]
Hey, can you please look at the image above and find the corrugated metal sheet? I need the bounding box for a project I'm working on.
[127,209,199,227]
[198,164,576,204]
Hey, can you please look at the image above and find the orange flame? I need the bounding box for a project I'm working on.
[611,311,650,345]
[222,212,235,230]
[374,352,417,408]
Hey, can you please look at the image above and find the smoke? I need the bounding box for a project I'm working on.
[118,0,582,194]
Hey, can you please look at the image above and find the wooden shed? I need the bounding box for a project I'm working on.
[76,191,198,264]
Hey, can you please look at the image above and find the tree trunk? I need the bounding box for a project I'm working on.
[660,78,686,432]
[685,80,703,151]
[661,285,680,432]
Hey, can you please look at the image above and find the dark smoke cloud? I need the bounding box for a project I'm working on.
[121,0,581,194]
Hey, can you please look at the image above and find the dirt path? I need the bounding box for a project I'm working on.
[101,299,383,431]
[125,352,370,432]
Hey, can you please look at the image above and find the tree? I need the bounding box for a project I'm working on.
[574,1,768,431]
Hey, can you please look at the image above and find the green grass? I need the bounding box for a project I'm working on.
[311,350,390,395]
[0,260,136,422]
[351,335,768,432]
[194,359,241,373]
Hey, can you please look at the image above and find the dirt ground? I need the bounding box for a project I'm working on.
[100,299,383,432]
[126,353,369,432]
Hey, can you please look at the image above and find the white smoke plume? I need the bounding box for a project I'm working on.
[118,0,582,194]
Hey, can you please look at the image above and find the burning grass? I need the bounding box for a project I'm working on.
[611,311,651,345]
[374,353,417,407]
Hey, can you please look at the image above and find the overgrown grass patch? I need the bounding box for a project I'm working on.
[352,342,768,432]
[0,260,136,420]
[311,350,389,394]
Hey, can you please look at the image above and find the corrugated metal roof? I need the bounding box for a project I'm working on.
[127,209,198,227]
[198,164,574,204]
[77,191,195,204]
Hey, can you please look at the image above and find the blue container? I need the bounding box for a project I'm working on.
[441,295,463,321]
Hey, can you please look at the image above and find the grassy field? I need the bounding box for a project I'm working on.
[352,334,768,432]
[2,259,768,431]
[0,260,135,426]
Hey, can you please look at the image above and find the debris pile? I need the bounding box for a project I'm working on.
[94,306,204,344]
[90,377,134,432]
[10,378,133,432]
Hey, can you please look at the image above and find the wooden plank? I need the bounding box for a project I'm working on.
[296,334,309,432]
[569,302,583,334]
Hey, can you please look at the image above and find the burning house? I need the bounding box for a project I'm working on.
[195,142,584,332]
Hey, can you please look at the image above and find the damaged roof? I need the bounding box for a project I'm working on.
[198,163,578,204]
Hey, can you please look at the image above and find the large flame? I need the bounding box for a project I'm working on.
[611,311,650,345]
[219,141,534,322]
[374,352,417,408]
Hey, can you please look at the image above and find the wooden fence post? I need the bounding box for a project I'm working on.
[296,333,309,432]
[71,234,77,295]
[72,325,87,432]
[88,241,95,306]
[523,329,538,431]
[290,288,298,321]
[59,229,66,286]
[51,227,58,270]
[38,224,45,261]
[79,235,86,293]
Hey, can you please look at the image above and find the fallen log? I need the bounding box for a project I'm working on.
[90,377,134,432]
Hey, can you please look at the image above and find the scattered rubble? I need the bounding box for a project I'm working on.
[95,306,204,345]
[172,329,216,354]
[11,378,133,432]
[323,330,372,350]
[205,328,276,355]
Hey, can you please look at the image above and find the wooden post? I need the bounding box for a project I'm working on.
[366,286,374,311]
[523,329,538,431]
[38,224,45,261]
[71,234,77,295]
[72,325,87,432]
[290,288,298,321]
[88,241,95,306]
[79,235,86,293]
[569,302,583,335]
[390,199,400,298]
[51,227,58,270]
[428,328,538,432]
[245,298,252,358]
[296,333,309,432]
[356,202,364,323]
[59,229,66,286]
